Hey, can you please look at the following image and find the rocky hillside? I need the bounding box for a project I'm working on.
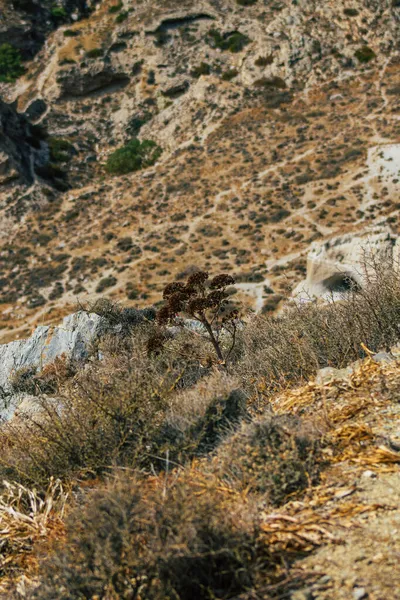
[1,0,400,343]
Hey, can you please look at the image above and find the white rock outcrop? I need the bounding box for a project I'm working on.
[293,227,400,301]
[0,311,103,395]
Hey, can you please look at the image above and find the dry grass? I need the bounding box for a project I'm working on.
[0,478,67,589]
[237,261,400,396]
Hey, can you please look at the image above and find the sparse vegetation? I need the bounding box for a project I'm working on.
[2,263,400,596]
[154,270,239,366]
[105,138,162,175]
[0,43,25,82]
[86,47,103,59]
[355,45,376,63]
[207,29,250,53]
[48,138,75,162]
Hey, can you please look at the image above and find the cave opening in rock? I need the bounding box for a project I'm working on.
[321,272,361,294]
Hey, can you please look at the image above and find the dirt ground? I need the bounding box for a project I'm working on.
[273,358,400,600]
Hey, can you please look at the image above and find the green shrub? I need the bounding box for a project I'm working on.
[48,138,75,162]
[51,5,67,18]
[254,76,287,89]
[108,1,122,13]
[0,43,25,82]
[355,46,376,63]
[105,138,162,175]
[63,29,79,37]
[115,10,128,23]
[236,0,257,5]
[96,275,117,293]
[86,47,103,59]
[221,68,238,81]
[343,8,359,16]
[255,54,274,67]
[191,62,211,78]
[207,29,250,53]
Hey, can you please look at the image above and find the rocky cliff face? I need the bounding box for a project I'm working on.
[0,0,400,341]
[0,99,49,185]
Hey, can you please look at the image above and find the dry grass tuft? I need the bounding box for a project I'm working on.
[0,478,67,587]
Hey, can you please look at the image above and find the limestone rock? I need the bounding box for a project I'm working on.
[293,227,399,301]
[0,311,104,397]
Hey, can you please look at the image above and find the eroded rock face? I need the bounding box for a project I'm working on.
[293,227,399,301]
[0,99,48,184]
[0,311,103,396]
[57,63,130,97]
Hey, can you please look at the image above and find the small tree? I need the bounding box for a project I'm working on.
[155,271,239,367]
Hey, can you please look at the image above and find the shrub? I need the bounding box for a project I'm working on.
[191,62,211,78]
[51,6,67,19]
[10,357,75,396]
[0,43,25,82]
[63,29,78,37]
[105,138,162,175]
[343,8,359,16]
[254,76,287,89]
[95,275,117,293]
[215,415,321,505]
[237,0,257,4]
[156,372,249,465]
[84,297,156,330]
[355,46,376,63]
[221,68,238,81]
[255,54,274,67]
[0,335,178,487]
[237,261,400,396]
[31,475,264,600]
[207,29,250,53]
[115,10,128,23]
[85,47,103,59]
[48,138,75,162]
[108,1,122,13]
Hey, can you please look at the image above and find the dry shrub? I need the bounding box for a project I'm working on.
[0,330,249,489]
[30,474,265,600]
[84,297,156,331]
[214,415,321,506]
[238,261,400,395]
[0,331,188,488]
[155,371,249,466]
[10,356,76,396]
